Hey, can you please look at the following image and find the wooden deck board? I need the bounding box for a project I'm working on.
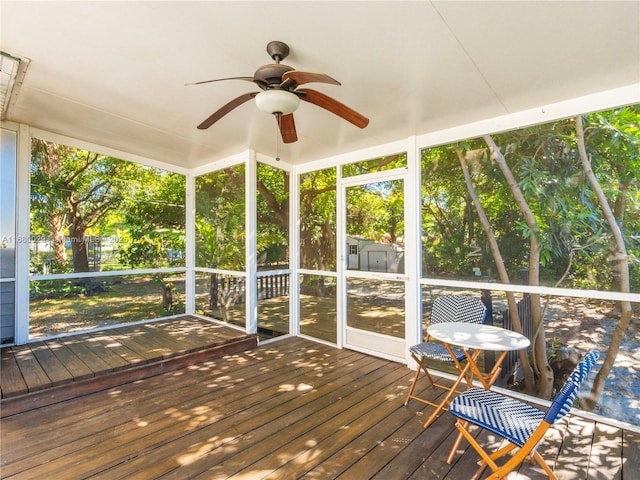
[304,384,428,479]
[135,322,201,356]
[87,347,365,480]
[84,330,145,370]
[10,345,51,392]
[1,342,303,468]
[65,332,131,371]
[145,318,240,352]
[555,415,596,479]
[213,362,410,479]
[76,333,130,375]
[0,316,258,418]
[58,334,116,373]
[0,336,635,480]
[101,324,175,361]
[0,349,28,397]
[623,429,640,478]
[3,341,353,480]
[0,317,250,399]
[88,329,149,365]
[588,421,623,480]
[43,338,94,381]
[358,398,465,480]
[138,323,203,355]
[131,350,384,480]
[28,342,74,386]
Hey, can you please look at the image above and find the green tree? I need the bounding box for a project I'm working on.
[300,168,337,271]
[195,165,245,270]
[118,168,185,268]
[30,140,69,270]
[31,139,139,273]
[257,162,289,267]
[421,105,638,402]
[575,108,639,408]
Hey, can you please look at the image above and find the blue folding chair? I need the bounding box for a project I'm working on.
[404,295,487,426]
[446,350,600,480]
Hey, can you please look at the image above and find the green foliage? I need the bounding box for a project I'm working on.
[28,105,639,296]
[30,138,186,273]
[346,179,404,242]
[419,104,639,292]
[256,162,289,267]
[342,153,407,177]
[300,168,337,271]
[195,164,246,270]
[30,278,107,300]
[30,251,70,274]
[420,142,526,278]
[118,169,186,268]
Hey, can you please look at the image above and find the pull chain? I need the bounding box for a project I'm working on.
[275,113,281,161]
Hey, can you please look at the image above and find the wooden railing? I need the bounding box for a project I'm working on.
[208,271,289,309]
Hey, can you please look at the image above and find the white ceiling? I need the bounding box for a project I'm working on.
[1,1,639,170]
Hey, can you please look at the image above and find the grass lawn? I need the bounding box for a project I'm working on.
[29,274,185,338]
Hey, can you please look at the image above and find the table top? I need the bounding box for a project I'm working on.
[427,322,530,351]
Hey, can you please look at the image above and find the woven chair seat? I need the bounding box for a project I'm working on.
[449,388,545,447]
[446,350,600,478]
[409,342,466,363]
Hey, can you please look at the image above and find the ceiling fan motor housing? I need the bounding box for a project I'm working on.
[254,63,295,87]
[254,41,295,87]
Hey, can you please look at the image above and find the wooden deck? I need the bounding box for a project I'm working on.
[0,316,257,416]
[1,336,637,479]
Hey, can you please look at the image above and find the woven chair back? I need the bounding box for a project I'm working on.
[431,295,487,325]
[544,350,600,424]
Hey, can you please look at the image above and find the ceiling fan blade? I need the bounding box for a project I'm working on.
[197,92,257,130]
[281,71,340,89]
[296,88,369,128]
[186,77,267,89]
[277,113,298,143]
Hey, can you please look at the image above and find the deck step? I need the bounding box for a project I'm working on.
[0,334,257,417]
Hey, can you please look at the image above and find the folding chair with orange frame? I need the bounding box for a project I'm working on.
[404,295,487,426]
[446,349,600,480]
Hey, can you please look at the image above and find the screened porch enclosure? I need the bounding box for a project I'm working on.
[3,98,639,429]
[2,4,640,479]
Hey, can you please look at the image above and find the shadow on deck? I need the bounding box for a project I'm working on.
[0,316,257,417]
[1,336,638,479]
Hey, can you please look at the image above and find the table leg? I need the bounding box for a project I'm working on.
[443,343,476,389]
[464,349,508,390]
[486,350,508,387]
[422,358,473,429]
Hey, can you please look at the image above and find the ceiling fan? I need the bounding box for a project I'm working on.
[187,41,369,143]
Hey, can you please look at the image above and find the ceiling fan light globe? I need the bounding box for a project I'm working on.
[255,89,299,115]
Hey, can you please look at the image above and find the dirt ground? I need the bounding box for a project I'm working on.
[544,297,636,348]
[542,297,639,426]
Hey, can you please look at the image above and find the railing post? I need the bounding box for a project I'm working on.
[209,263,218,311]
[481,290,495,372]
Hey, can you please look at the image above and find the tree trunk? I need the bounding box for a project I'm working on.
[483,135,554,399]
[455,145,536,394]
[575,116,633,410]
[69,225,89,272]
[34,139,68,268]
[49,212,67,267]
[611,184,627,296]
